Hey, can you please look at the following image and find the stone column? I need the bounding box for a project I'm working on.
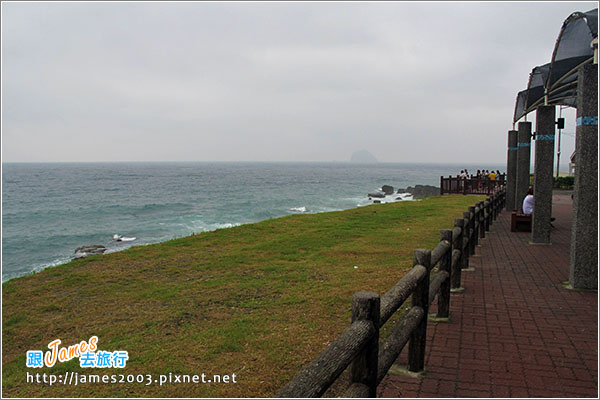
[515,122,532,210]
[531,106,555,244]
[569,63,598,290]
[506,130,518,211]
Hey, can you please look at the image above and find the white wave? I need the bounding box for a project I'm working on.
[12,256,78,282]
[105,245,135,254]
[167,217,241,233]
[32,257,70,272]
[189,221,240,232]
[395,193,415,201]
[214,222,239,230]
[369,192,415,204]
[289,206,307,213]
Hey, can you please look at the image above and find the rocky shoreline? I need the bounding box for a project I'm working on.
[368,184,440,203]
[396,185,440,199]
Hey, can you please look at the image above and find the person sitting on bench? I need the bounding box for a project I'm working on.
[523,187,534,215]
[510,187,535,232]
[522,186,556,224]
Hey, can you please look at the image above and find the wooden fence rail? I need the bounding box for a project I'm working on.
[440,176,506,195]
[277,189,506,398]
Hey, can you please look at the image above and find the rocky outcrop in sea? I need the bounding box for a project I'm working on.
[396,185,440,199]
[74,245,107,259]
[381,185,394,195]
[368,184,440,203]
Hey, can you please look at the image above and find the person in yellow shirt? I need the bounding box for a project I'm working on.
[489,170,496,180]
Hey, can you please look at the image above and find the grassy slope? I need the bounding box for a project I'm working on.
[2,195,485,397]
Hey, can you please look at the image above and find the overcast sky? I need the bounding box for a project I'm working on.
[2,2,596,166]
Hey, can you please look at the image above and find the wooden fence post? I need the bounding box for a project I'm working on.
[483,199,489,232]
[468,206,477,254]
[462,212,470,270]
[496,192,501,218]
[493,193,499,221]
[350,291,380,397]
[440,176,443,195]
[438,230,453,318]
[487,199,493,231]
[498,191,502,215]
[479,201,486,239]
[408,249,431,372]
[450,219,463,291]
[475,203,481,247]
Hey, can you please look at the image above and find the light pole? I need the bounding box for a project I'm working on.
[555,105,566,179]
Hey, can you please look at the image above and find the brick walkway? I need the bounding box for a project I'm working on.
[378,191,598,398]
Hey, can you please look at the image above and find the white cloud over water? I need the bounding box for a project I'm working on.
[2,1,594,166]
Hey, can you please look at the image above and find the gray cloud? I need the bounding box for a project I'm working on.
[2,2,594,165]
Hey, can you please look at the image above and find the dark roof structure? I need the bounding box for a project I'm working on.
[513,8,598,123]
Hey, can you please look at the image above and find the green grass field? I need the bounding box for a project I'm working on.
[2,195,485,397]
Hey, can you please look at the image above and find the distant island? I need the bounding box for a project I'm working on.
[350,149,378,163]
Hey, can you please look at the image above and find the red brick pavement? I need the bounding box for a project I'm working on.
[378,192,598,398]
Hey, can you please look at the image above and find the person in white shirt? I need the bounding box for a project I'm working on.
[522,187,534,215]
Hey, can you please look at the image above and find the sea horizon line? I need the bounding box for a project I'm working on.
[2,160,508,166]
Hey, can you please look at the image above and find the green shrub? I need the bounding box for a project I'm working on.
[553,176,574,189]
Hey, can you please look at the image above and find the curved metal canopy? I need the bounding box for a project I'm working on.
[513,8,598,123]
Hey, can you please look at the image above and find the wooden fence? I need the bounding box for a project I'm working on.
[440,176,506,195]
[277,189,506,398]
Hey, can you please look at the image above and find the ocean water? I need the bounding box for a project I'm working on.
[2,162,503,282]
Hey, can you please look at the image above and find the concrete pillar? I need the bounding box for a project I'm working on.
[531,106,555,244]
[506,130,518,211]
[515,122,532,211]
[569,64,598,290]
